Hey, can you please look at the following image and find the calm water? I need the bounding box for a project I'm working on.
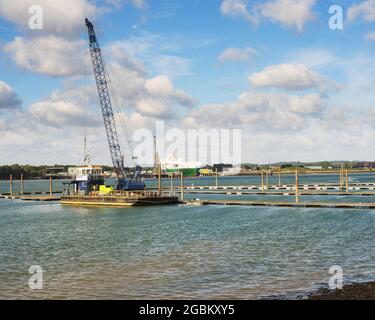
[0,175,375,299]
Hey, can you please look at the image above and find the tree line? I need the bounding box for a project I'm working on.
[0,164,71,180]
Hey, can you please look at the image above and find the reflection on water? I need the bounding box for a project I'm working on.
[0,175,375,299]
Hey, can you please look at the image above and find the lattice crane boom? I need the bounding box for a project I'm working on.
[85,18,145,190]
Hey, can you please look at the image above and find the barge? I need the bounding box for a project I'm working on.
[61,191,179,207]
[62,166,178,207]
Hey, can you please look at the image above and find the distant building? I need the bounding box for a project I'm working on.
[305,166,323,170]
[221,167,240,176]
[45,167,69,178]
[352,162,375,169]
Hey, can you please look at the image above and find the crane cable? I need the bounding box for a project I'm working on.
[106,68,135,155]
[103,62,137,166]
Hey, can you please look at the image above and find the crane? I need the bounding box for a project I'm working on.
[85,18,145,191]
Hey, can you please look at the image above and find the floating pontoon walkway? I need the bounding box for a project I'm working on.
[185,200,375,210]
[0,194,61,201]
[184,183,375,192]
[174,190,375,196]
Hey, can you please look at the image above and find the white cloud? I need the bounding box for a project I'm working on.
[130,0,148,10]
[259,0,316,31]
[145,75,178,96]
[0,112,103,165]
[29,89,101,128]
[220,0,316,31]
[0,65,196,164]
[347,0,375,22]
[0,81,22,110]
[183,90,328,133]
[105,0,148,10]
[105,61,147,106]
[149,55,193,78]
[16,43,196,125]
[129,75,195,118]
[0,0,97,36]
[179,52,375,163]
[145,75,195,106]
[180,84,375,163]
[4,36,87,77]
[249,63,331,91]
[289,93,326,114]
[218,47,258,62]
[0,74,194,165]
[290,48,336,68]
[0,1,154,79]
[132,76,194,118]
[220,0,259,25]
[104,57,195,118]
[135,98,174,118]
[106,42,146,74]
[108,31,199,79]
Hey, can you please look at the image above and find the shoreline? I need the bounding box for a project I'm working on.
[307,281,375,300]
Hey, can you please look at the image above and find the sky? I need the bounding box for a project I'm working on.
[1,0,375,166]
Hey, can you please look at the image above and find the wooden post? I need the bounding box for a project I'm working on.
[339,169,343,190]
[10,174,13,197]
[170,174,173,195]
[295,169,299,204]
[215,168,218,189]
[49,176,53,196]
[158,164,162,194]
[346,169,349,194]
[20,174,24,195]
[266,172,269,190]
[261,171,264,193]
[341,164,345,190]
[180,172,184,202]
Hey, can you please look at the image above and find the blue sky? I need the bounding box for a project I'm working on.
[1,0,375,165]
